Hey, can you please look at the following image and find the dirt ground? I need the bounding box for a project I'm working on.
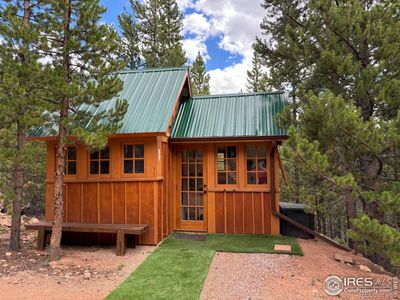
[201,239,398,300]
[0,227,154,300]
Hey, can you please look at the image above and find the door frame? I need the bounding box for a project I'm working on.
[175,144,208,231]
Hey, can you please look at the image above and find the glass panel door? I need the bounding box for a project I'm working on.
[179,146,206,230]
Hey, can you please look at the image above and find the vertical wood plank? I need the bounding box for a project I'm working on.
[113,182,125,224]
[224,191,227,234]
[153,181,159,244]
[215,192,225,233]
[252,192,255,234]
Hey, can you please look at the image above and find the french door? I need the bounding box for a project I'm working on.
[177,145,207,230]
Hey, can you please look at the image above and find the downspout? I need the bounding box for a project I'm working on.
[270,141,352,252]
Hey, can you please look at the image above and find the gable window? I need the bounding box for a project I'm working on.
[90,147,110,175]
[217,146,237,184]
[123,144,144,174]
[65,146,77,175]
[246,144,267,184]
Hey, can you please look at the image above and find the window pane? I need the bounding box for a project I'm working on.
[258,144,267,157]
[182,164,188,177]
[189,207,196,220]
[257,159,267,171]
[124,145,133,158]
[246,145,256,157]
[189,178,195,191]
[67,147,76,160]
[197,208,203,220]
[217,146,226,154]
[189,164,195,176]
[197,164,203,177]
[217,152,225,161]
[228,159,236,171]
[124,160,133,173]
[100,161,109,174]
[135,159,144,173]
[247,172,256,184]
[228,172,236,184]
[189,150,195,162]
[181,207,188,220]
[196,150,203,162]
[181,178,188,191]
[189,192,196,205]
[197,178,203,191]
[90,161,99,174]
[67,162,76,175]
[227,146,236,158]
[218,172,226,184]
[258,172,267,184]
[181,192,188,205]
[197,193,203,206]
[247,159,256,171]
[100,147,109,159]
[135,144,144,158]
[217,161,225,171]
[90,150,98,160]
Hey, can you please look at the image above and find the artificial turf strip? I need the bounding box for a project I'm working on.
[106,234,303,300]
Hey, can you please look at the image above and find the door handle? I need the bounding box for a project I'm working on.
[203,184,207,193]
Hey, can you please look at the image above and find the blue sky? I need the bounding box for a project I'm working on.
[100,0,265,93]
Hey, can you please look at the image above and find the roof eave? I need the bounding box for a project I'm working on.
[169,135,288,143]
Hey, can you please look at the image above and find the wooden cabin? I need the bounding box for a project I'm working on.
[30,67,288,245]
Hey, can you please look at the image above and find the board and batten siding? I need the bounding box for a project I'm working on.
[171,141,281,235]
[44,135,172,245]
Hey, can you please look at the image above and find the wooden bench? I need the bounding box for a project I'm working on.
[25,222,149,256]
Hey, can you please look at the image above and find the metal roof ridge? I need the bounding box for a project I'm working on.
[115,66,189,75]
[191,91,285,99]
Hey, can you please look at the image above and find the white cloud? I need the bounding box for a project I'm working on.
[176,0,193,10]
[182,37,209,63]
[207,49,252,94]
[183,13,214,38]
[179,0,265,94]
[193,0,264,56]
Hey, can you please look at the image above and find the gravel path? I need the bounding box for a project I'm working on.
[201,239,396,300]
[0,229,154,300]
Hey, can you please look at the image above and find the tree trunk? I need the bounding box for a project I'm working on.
[9,0,31,251]
[49,137,66,261]
[345,193,358,250]
[49,0,71,262]
[10,121,25,250]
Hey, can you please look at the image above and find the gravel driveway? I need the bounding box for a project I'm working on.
[201,239,396,300]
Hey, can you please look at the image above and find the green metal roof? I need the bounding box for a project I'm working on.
[170,92,288,139]
[30,67,188,137]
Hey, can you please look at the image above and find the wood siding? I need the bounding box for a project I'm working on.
[44,137,282,246]
[44,136,172,245]
[171,141,281,235]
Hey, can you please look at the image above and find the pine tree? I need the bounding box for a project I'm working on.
[121,0,186,68]
[246,49,267,92]
[42,0,128,261]
[256,0,400,270]
[159,0,186,67]
[118,9,142,69]
[190,52,210,96]
[0,0,49,250]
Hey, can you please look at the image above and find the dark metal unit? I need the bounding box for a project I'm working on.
[280,202,314,239]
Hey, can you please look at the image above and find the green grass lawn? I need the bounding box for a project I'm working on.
[106,234,302,300]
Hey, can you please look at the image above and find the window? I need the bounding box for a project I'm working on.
[246,144,267,184]
[65,146,77,175]
[217,146,237,184]
[123,144,144,174]
[89,147,110,175]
